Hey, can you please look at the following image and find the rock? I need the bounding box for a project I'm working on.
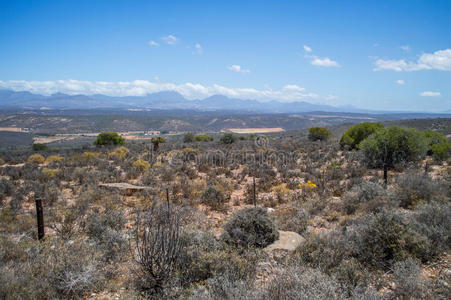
[264,230,305,253]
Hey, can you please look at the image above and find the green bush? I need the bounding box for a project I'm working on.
[308,127,332,141]
[220,133,236,144]
[183,132,195,143]
[222,207,279,248]
[339,122,384,149]
[431,141,450,161]
[195,135,214,142]
[94,132,124,146]
[32,143,48,151]
[360,126,427,168]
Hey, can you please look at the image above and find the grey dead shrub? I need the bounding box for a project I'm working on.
[132,204,181,296]
[392,258,428,298]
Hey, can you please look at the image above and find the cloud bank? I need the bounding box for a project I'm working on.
[0,80,326,103]
[374,49,451,71]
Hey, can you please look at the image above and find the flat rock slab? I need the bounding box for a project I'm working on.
[264,230,305,253]
[99,182,152,190]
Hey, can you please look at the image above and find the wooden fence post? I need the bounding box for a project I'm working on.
[35,198,45,240]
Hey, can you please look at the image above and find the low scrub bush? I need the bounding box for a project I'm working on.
[28,153,45,164]
[222,207,278,248]
[395,173,444,208]
[201,185,227,211]
[349,210,429,268]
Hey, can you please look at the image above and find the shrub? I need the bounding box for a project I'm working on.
[257,266,344,300]
[222,207,279,248]
[0,157,4,165]
[195,135,214,142]
[32,143,48,151]
[274,205,309,234]
[431,141,450,161]
[220,133,236,144]
[132,159,151,172]
[342,181,390,214]
[201,185,227,210]
[45,155,63,164]
[350,210,429,268]
[360,126,427,168]
[42,168,61,179]
[392,258,427,298]
[395,173,444,208]
[109,146,129,159]
[308,127,332,141]
[297,231,346,273]
[28,153,45,164]
[339,122,384,149]
[0,178,14,202]
[133,205,181,295]
[183,132,195,143]
[414,202,450,259]
[94,132,124,146]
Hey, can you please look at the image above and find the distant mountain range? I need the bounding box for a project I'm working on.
[0,89,447,114]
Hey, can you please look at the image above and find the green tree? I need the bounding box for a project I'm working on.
[360,126,427,169]
[308,127,332,141]
[151,137,165,151]
[339,122,384,149]
[94,132,124,146]
[220,133,236,144]
[32,143,48,151]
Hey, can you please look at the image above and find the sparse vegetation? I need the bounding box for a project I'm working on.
[0,117,449,298]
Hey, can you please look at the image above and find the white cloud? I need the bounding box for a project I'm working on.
[325,94,338,101]
[303,45,312,52]
[420,91,441,97]
[0,80,330,103]
[374,49,451,71]
[309,56,340,67]
[161,34,178,45]
[148,40,159,47]
[396,79,405,85]
[283,84,305,92]
[400,45,410,51]
[194,43,203,54]
[227,65,250,73]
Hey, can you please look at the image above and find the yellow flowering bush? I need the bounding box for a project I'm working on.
[298,180,317,192]
[132,159,151,172]
[28,153,45,164]
[109,146,129,159]
[42,168,61,179]
[45,155,63,164]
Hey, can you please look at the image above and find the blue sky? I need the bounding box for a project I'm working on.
[0,0,450,111]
